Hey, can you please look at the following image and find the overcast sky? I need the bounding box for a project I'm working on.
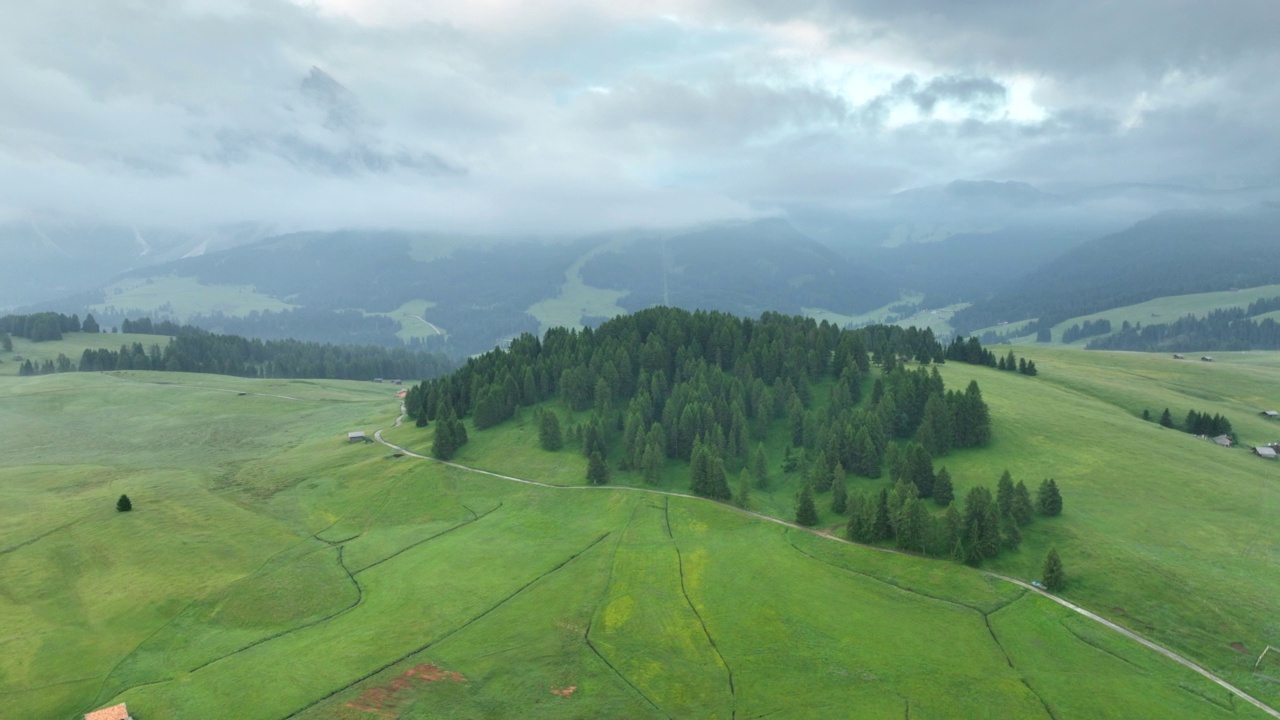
[1,0,1277,233]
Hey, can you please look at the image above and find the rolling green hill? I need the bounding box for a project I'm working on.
[4,344,1279,717]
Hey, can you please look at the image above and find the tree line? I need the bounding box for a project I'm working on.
[13,318,453,382]
[945,337,1038,375]
[835,469,1062,566]
[1147,407,1234,439]
[1061,318,1112,343]
[1087,299,1280,351]
[0,311,101,342]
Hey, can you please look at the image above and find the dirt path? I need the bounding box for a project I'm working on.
[374,417,1280,720]
[406,315,445,336]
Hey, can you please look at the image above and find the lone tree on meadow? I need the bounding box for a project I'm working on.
[116,494,132,512]
[795,482,819,527]
[1159,408,1174,428]
[1042,547,1066,591]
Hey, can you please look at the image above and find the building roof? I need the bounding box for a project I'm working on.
[1255,446,1277,458]
[1212,435,1233,446]
[1264,411,1279,417]
[348,431,366,438]
[85,704,131,720]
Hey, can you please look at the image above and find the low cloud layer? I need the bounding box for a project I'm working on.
[0,0,1276,233]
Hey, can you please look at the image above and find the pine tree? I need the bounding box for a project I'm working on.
[1011,480,1034,526]
[736,469,751,509]
[1142,409,1151,421]
[1042,547,1066,591]
[642,439,664,485]
[432,409,459,460]
[830,469,848,514]
[795,482,819,527]
[933,466,954,507]
[845,493,869,542]
[752,443,769,490]
[872,488,893,541]
[1003,515,1022,550]
[897,498,927,553]
[116,494,132,512]
[0,332,10,352]
[905,442,934,498]
[996,470,1015,518]
[811,451,833,492]
[1036,478,1063,516]
[1159,408,1174,428]
[587,451,611,485]
[82,313,100,334]
[539,410,564,451]
[708,456,731,501]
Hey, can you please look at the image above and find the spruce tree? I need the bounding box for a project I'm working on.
[708,456,732,501]
[642,440,664,485]
[872,488,893,541]
[905,442,935,498]
[1042,547,1066,591]
[933,467,954,507]
[736,469,751,509]
[752,443,769,490]
[830,470,848,514]
[845,493,869,542]
[587,451,611,485]
[1002,516,1022,550]
[1036,478,1063,516]
[539,410,564,451]
[996,470,1015,518]
[1142,409,1151,421]
[116,494,132,512]
[795,482,819,527]
[432,410,458,460]
[1159,408,1174,428]
[0,332,10,352]
[1011,480,1034,526]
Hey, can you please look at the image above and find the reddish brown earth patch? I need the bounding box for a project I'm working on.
[551,686,577,698]
[347,664,466,716]
[1231,642,1248,654]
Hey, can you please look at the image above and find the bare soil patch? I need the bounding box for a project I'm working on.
[346,663,466,716]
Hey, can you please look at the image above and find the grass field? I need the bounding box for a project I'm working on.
[526,242,630,334]
[3,351,1278,718]
[89,275,295,320]
[977,284,1280,346]
[1,332,172,377]
[386,344,1280,709]
[804,293,969,336]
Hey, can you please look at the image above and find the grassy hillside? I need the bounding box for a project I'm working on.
[981,284,1280,346]
[1,332,169,377]
[1,366,1266,718]
[388,345,1280,709]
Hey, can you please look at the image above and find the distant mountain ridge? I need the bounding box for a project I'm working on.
[951,204,1280,334]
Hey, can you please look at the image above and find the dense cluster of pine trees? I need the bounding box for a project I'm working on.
[1061,319,1112,343]
[842,471,1062,565]
[407,308,991,492]
[1148,406,1234,438]
[0,311,100,342]
[1087,300,1280,351]
[9,316,452,382]
[945,338,1038,375]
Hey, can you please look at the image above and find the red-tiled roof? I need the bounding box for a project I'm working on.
[84,703,130,720]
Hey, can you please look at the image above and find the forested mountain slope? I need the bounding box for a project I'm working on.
[951,205,1280,334]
